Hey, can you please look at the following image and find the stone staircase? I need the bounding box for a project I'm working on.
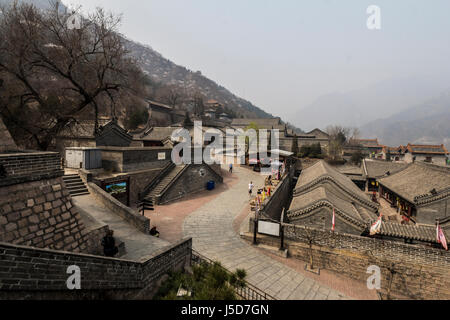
[63,174,90,197]
[145,165,186,203]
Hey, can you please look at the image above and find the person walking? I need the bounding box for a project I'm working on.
[248,181,254,197]
[229,163,233,174]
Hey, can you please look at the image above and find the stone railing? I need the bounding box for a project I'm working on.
[87,183,150,234]
[138,161,175,201]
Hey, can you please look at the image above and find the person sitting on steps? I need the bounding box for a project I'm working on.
[101,230,119,257]
[150,226,160,237]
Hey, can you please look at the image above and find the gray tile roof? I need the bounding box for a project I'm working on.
[133,127,177,141]
[294,160,378,211]
[378,162,450,204]
[335,164,363,176]
[288,186,377,229]
[362,159,408,178]
[407,144,449,155]
[378,222,444,243]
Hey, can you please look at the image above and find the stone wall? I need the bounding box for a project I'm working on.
[53,138,96,159]
[83,225,109,256]
[159,164,223,205]
[128,169,163,204]
[0,152,63,187]
[87,183,150,234]
[99,147,172,173]
[260,175,291,222]
[0,176,89,253]
[242,223,450,299]
[0,238,192,299]
[405,153,448,166]
[278,138,329,153]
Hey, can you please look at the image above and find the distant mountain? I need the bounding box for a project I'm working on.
[293,75,450,131]
[2,0,275,120]
[123,39,273,119]
[360,91,450,149]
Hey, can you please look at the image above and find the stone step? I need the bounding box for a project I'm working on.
[143,165,185,201]
[66,181,84,187]
[63,174,80,178]
[63,174,90,196]
[63,178,83,184]
[69,189,89,196]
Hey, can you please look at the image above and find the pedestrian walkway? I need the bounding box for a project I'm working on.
[73,195,170,262]
[182,165,352,300]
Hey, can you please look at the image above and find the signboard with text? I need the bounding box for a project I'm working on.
[258,220,280,237]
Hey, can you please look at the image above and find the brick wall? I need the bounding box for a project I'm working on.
[260,175,291,221]
[0,152,63,187]
[0,238,192,299]
[242,223,450,299]
[128,169,162,204]
[0,176,89,253]
[99,147,172,173]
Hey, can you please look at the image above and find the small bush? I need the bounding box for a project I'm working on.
[154,261,247,300]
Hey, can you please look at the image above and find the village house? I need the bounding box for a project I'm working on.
[280,128,330,153]
[334,164,366,190]
[75,120,223,206]
[147,100,186,126]
[362,159,408,192]
[132,127,176,147]
[403,144,449,165]
[231,117,284,131]
[204,109,217,119]
[53,118,111,155]
[287,160,379,235]
[380,146,407,162]
[204,99,223,110]
[378,161,450,225]
[286,159,449,246]
[344,138,384,159]
[230,118,330,153]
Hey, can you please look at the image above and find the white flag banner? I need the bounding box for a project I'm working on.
[331,208,336,232]
[370,215,382,236]
[437,225,448,251]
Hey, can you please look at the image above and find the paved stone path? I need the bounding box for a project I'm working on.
[183,165,349,300]
[73,195,170,262]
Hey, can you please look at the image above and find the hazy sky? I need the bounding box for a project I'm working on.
[63,0,450,124]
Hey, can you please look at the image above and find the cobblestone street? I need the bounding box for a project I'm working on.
[181,165,374,300]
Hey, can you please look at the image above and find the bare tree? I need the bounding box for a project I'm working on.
[326,125,351,161]
[0,2,140,150]
[160,85,183,109]
[285,224,333,272]
[192,91,205,116]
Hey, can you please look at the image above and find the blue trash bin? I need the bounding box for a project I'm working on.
[207,180,215,190]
